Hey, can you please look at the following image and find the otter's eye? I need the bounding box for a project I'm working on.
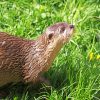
[60,27,65,33]
[48,33,53,39]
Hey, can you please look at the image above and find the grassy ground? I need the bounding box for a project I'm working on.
[0,0,100,100]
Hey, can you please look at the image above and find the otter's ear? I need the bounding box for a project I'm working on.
[46,28,54,39]
[48,33,53,40]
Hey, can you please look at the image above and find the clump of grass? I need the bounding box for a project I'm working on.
[0,0,100,100]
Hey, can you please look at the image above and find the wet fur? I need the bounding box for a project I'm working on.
[0,22,74,87]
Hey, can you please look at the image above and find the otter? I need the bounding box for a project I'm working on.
[0,22,74,87]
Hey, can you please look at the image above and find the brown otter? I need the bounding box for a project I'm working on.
[0,22,74,87]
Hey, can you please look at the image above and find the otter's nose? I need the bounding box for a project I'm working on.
[70,25,74,29]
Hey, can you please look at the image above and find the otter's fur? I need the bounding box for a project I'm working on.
[0,22,74,87]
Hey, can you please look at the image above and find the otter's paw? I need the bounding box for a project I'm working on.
[39,76,51,86]
[0,91,9,99]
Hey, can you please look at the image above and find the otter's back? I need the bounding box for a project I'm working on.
[0,32,28,86]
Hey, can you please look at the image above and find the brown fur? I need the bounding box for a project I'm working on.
[0,22,74,87]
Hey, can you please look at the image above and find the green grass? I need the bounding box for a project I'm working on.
[0,0,100,100]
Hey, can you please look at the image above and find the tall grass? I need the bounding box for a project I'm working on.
[0,0,100,100]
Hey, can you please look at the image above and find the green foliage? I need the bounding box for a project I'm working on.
[0,0,100,100]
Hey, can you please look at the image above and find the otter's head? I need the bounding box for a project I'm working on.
[45,22,74,46]
[38,22,74,71]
